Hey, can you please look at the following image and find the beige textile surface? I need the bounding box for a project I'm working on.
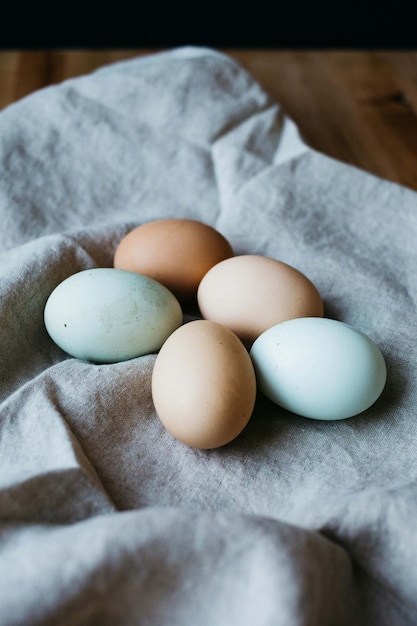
[1,47,417,625]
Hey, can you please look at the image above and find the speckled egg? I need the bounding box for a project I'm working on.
[44,268,183,363]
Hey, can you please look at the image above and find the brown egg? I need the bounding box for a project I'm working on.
[197,255,324,347]
[114,218,234,303]
[151,320,257,449]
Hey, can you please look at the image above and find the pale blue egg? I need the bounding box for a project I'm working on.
[250,317,387,420]
[44,268,183,363]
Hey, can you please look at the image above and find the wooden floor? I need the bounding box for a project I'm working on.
[1,49,417,193]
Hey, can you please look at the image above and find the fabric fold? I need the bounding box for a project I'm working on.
[0,509,354,626]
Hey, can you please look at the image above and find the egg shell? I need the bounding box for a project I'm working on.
[114,218,234,303]
[151,319,257,449]
[250,317,387,421]
[44,268,183,363]
[197,254,323,347]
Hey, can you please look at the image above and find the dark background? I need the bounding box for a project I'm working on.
[2,0,415,49]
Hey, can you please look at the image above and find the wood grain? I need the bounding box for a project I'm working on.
[1,49,417,192]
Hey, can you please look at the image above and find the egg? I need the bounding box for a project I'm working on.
[114,218,234,303]
[44,268,183,363]
[151,320,257,449]
[197,254,324,347]
[250,317,387,420]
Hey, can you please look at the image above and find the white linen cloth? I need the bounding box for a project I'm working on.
[1,47,417,626]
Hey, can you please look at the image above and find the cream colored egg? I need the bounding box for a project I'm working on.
[151,320,257,449]
[197,255,324,347]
